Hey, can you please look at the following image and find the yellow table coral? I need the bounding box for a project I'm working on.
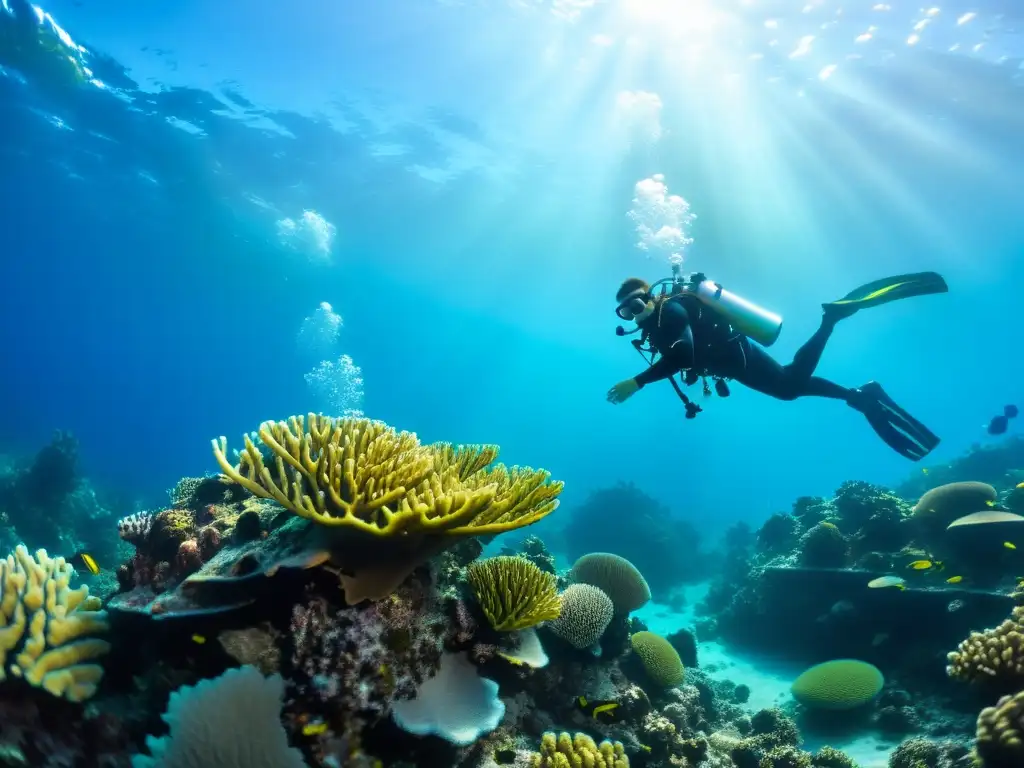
[0,545,110,701]
[212,415,564,602]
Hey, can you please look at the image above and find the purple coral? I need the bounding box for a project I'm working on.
[289,574,446,719]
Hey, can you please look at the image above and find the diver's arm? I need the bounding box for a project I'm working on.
[633,302,695,387]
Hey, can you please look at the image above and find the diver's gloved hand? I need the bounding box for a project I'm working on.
[607,379,640,404]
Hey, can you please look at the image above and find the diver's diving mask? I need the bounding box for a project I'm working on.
[615,289,649,320]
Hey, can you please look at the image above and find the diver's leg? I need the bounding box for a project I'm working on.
[723,339,849,401]
[724,337,849,401]
[784,315,840,382]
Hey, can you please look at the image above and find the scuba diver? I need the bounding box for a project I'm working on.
[607,268,948,461]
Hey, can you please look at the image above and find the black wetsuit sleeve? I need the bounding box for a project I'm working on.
[634,300,695,388]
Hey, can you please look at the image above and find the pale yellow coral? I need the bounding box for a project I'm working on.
[212,415,562,538]
[529,731,629,768]
[947,605,1024,685]
[0,545,110,701]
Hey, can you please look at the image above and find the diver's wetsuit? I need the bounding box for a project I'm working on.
[633,296,850,401]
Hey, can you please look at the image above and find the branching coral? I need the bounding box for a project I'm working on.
[466,556,561,631]
[530,731,629,768]
[947,606,1024,688]
[212,415,563,602]
[213,415,561,536]
[0,545,110,701]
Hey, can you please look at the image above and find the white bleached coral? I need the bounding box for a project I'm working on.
[131,665,305,768]
[0,545,110,701]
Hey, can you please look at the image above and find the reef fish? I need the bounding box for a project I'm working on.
[1005,542,1017,550]
[907,559,943,571]
[67,551,100,575]
[947,599,965,613]
[868,576,906,590]
[576,696,623,721]
[945,576,963,584]
[988,406,1018,435]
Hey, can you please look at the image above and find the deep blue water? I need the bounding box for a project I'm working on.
[1,0,1022,541]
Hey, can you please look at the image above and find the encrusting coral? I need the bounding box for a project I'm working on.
[466,555,561,632]
[0,544,110,702]
[530,731,629,768]
[212,415,563,603]
[946,606,1024,688]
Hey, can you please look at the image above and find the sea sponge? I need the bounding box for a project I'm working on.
[466,556,561,632]
[0,544,110,701]
[529,731,629,768]
[946,606,1024,688]
[549,584,614,649]
[974,690,1024,768]
[570,553,651,614]
[630,631,685,687]
[130,665,305,768]
[790,660,884,710]
[213,415,563,602]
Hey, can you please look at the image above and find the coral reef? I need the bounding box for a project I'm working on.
[213,415,563,604]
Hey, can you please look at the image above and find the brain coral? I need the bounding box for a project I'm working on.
[570,553,651,614]
[790,660,884,710]
[630,631,685,687]
[0,544,110,701]
[549,584,614,649]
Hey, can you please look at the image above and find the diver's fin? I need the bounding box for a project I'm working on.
[848,381,940,462]
[823,272,948,319]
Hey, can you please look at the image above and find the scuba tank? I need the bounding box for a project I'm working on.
[681,273,783,347]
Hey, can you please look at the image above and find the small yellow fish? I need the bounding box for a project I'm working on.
[69,552,100,575]
[640,745,652,753]
[922,467,929,475]
[1005,542,1017,550]
[592,702,620,719]
[987,500,997,507]
[907,559,943,571]
[945,576,963,584]
[302,722,328,737]
[1017,482,1024,489]
[191,634,206,644]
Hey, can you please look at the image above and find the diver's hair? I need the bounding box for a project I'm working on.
[616,278,650,301]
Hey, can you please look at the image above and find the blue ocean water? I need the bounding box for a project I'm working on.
[1,0,1022,544]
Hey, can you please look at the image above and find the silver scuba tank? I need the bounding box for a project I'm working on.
[680,275,783,347]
